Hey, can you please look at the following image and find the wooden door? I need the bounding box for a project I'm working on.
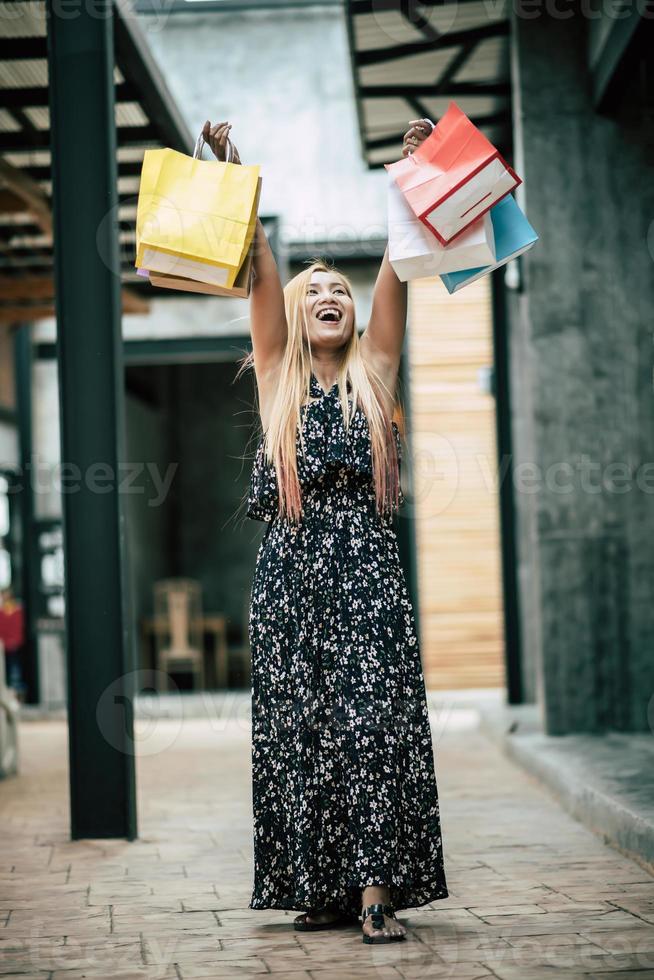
[406,276,505,689]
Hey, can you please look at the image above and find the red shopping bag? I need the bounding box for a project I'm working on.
[386,102,521,246]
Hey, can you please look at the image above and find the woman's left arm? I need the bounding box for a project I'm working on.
[360,246,407,381]
[360,118,434,390]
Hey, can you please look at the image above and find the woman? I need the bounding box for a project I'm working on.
[202,117,448,945]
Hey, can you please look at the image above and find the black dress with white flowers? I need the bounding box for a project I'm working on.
[246,370,448,919]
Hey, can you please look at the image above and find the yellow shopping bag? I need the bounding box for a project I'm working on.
[135,133,260,289]
[142,177,262,298]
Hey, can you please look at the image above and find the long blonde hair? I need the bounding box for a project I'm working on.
[238,260,402,523]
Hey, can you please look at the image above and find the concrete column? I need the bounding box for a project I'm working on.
[508,13,654,733]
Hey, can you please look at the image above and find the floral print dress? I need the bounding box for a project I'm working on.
[245,370,448,919]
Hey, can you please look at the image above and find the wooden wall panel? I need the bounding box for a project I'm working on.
[407,276,505,689]
[0,324,15,410]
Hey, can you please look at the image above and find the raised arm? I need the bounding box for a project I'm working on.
[250,215,287,373]
[202,120,287,387]
[360,245,407,384]
[360,118,433,400]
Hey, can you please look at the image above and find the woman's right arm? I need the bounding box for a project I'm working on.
[250,215,288,376]
[202,120,287,384]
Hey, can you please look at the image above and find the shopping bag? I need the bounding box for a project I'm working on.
[388,174,496,281]
[385,102,520,247]
[439,194,538,294]
[135,133,260,289]
[135,147,167,264]
[138,175,261,297]
[143,174,261,290]
[147,234,258,299]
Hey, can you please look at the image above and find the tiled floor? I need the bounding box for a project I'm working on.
[1,705,654,979]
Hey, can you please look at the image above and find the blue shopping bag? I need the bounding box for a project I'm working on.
[439,194,538,294]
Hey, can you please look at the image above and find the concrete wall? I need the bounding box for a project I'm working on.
[173,360,263,641]
[32,360,61,521]
[0,423,17,472]
[509,14,654,733]
[124,388,175,668]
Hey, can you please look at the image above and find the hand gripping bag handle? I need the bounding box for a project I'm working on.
[193,131,235,163]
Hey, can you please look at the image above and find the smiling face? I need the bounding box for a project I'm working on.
[303,270,355,350]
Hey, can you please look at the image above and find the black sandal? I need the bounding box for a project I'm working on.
[293,907,357,932]
[361,903,406,944]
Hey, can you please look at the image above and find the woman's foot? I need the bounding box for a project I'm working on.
[361,885,407,941]
[293,907,344,929]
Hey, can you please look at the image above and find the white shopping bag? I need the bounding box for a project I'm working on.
[388,176,496,282]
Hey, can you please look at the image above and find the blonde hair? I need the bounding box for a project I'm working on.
[238,260,401,523]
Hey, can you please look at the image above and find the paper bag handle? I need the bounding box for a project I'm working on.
[193,131,235,163]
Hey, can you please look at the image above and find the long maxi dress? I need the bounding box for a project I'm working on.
[245,371,448,920]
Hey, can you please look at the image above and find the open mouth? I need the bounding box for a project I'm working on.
[316,307,343,323]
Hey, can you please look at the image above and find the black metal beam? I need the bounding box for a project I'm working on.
[394,337,421,642]
[8,107,39,136]
[46,2,137,840]
[0,37,47,59]
[1,82,139,109]
[22,160,145,182]
[12,325,40,706]
[359,82,510,98]
[36,336,253,365]
[401,0,439,43]
[345,0,368,164]
[432,40,478,94]
[355,22,509,66]
[490,268,523,704]
[406,94,433,122]
[0,126,159,153]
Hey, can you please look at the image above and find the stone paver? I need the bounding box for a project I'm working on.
[0,712,653,980]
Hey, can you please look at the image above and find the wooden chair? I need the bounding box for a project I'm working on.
[152,579,204,691]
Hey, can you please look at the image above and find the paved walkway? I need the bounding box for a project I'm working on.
[1,705,654,979]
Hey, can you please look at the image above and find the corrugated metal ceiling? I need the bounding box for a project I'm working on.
[0,1,192,313]
[345,0,512,169]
